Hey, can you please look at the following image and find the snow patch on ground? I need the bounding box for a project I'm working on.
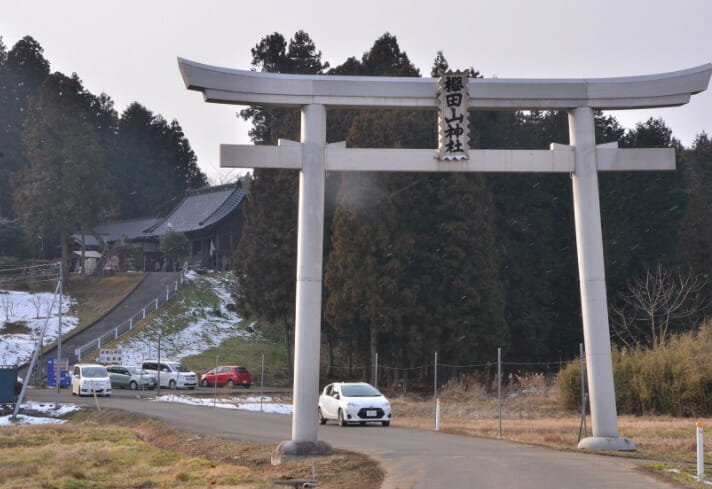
[115,273,251,365]
[21,401,81,417]
[0,402,81,426]
[0,290,77,366]
[0,414,67,426]
[153,394,292,414]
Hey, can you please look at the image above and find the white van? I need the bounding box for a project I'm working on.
[71,363,112,396]
[140,360,197,390]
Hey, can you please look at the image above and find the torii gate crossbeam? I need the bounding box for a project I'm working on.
[179,58,711,459]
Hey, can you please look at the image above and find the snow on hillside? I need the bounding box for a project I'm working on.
[0,290,77,366]
[113,272,252,365]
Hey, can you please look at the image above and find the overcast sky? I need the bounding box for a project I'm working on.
[2,0,710,181]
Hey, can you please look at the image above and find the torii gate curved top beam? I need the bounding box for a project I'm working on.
[179,57,711,110]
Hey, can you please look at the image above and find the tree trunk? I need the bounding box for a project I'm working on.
[89,230,109,276]
[327,334,333,377]
[370,327,377,386]
[282,316,293,380]
[80,225,86,275]
[60,230,69,287]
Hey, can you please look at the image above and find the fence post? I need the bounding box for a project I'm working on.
[435,398,441,431]
[498,347,502,439]
[115,328,118,340]
[155,298,158,309]
[580,342,588,438]
[129,318,133,330]
[175,281,178,291]
[166,288,169,301]
[374,352,378,389]
[97,338,101,350]
[698,422,705,482]
[142,308,146,320]
[260,353,265,413]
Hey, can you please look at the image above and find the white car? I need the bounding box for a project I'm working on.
[71,363,112,396]
[318,382,392,427]
[141,360,198,390]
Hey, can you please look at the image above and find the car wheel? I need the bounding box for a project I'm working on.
[318,408,327,425]
[338,409,347,427]
[227,379,234,388]
[201,379,209,387]
[129,381,138,390]
[360,422,366,426]
[382,420,390,427]
[243,384,250,389]
[168,379,176,390]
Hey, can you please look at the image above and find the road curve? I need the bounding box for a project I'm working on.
[25,389,675,489]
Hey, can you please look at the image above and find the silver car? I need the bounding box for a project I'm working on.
[106,365,156,390]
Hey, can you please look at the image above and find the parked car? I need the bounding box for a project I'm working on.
[71,363,112,397]
[200,365,252,388]
[106,365,156,390]
[318,382,392,427]
[141,360,197,390]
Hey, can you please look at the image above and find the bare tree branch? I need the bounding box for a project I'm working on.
[609,263,708,348]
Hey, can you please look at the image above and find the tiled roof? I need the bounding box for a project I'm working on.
[95,217,160,242]
[145,183,244,236]
[71,217,159,247]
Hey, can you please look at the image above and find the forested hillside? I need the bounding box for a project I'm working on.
[233,31,712,379]
[0,35,207,269]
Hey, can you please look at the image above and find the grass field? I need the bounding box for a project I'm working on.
[0,410,382,489]
[31,272,710,487]
[389,376,710,486]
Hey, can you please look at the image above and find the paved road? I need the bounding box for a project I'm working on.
[22,272,180,377]
[25,388,675,489]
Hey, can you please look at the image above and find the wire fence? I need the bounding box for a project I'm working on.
[182,352,581,394]
[75,271,188,362]
[0,262,61,289]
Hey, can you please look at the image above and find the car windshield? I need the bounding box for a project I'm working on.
[176,364,190,372]
[341,384,381,397]
[82,367,107,378]
[127,367,148,375]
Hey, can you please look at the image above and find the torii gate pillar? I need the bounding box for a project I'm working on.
[276,104,331,459]
[569,107,632,450]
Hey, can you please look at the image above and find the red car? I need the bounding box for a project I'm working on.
[200,365,251,388]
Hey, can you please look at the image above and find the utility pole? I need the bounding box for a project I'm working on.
[55,262,63,409]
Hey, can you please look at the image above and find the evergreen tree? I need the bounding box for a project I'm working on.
[674,132,712,318]
[325,45,508,378]
[0,36,50,218]
[113,103,206,218]
[159,229,189,271]
[234,30,328,376]
[601,118,686,295]
[14,72,113,276]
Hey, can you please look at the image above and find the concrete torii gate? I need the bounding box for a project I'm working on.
[179,59,711,456]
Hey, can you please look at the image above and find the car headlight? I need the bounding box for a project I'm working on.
[178,374,185,381]
[347,402,356,409]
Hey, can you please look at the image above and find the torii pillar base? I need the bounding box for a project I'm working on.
[578,437,636,451]
[271,440,333,465]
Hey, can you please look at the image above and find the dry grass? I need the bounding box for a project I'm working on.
[390,374,711,471]
[0,409,382,489]
[68,273,145,328]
